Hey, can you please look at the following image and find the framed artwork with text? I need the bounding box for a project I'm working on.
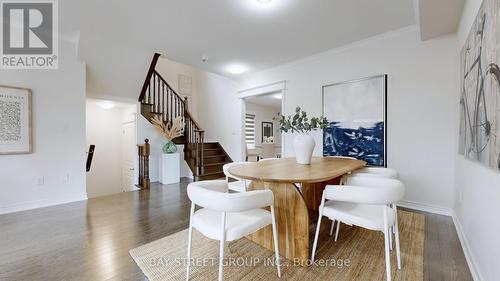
[0,85,32,154]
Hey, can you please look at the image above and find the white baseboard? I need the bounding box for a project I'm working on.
[396,200,453,216]
[0,195,87,215]
[452,213,484,281]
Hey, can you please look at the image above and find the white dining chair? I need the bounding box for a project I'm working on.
[223,162,249,192]
[311,177,404,281]
[351,167,399,179]
[331,167,400,241]
[326,155,359,236]
[261,143,276,159]
[245,145,260,162]
[326,155,358,184]
[186,180,281,281]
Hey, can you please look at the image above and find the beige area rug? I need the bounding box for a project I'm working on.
[130,211,424,281]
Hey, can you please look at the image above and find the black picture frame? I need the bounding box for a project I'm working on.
[261,122,274,142]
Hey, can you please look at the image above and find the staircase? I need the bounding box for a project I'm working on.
[138,53,232,181]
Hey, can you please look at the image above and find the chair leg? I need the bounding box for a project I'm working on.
[383,208,391,281]
[218,213,226,281]
[334,220,340,242]
[329,219,336,236]
[186,203,195,281]
[270,206,281,278]
[393,206,402,270]
[389,226,393,251]
[311,209,323,263]
[384,229,392,281]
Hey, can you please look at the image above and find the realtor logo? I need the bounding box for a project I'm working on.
[1,0,58,69]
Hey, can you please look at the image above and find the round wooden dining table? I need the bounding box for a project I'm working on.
[228,156,366,265]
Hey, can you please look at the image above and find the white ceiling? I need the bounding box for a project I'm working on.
[245,93,283,108]
[62,0,416,78]
[418,0,465,40]
[86,99,137,112]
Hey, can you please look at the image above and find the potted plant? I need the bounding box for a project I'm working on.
[151,115,185,154]
[275,107,328,164]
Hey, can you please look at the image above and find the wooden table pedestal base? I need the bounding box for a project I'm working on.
[246,178,340,266]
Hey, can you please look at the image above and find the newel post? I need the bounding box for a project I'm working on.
[184,97,189,154]
[199,131,205,175]
[138,139,150,190]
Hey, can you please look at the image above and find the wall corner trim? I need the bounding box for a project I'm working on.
[452,212,484,281]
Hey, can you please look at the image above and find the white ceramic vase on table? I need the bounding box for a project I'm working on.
[293,134,315,164]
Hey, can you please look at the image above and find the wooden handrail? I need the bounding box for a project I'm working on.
[138,53,161,102]
[152,70,186,102]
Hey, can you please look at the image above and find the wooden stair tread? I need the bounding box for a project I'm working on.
[198,171,225,176]
[204,155,226,158]
[204,162,231,167]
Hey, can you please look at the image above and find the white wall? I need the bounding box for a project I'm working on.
[197,71,241,160]
[245,102,281,147]
[85,100,136,198]
[239,27,458,210]
[155,57,200,119]
[0,40,87,214]
[454,0,500,280]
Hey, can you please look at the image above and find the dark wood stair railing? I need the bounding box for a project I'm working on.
[86,145,96,172]
[137,139,150,189]
[138,53,232,181]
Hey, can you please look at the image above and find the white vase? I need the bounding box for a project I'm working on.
[293,134,315,164]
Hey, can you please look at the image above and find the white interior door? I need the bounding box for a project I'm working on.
[122,121,136,192]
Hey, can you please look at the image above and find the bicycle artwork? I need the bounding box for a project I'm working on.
[459,0,500,170]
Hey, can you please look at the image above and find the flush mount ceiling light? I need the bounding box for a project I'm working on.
[244,0,282,11]
[96,100,115,110]
[225,63,249,75]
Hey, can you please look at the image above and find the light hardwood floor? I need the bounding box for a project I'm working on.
[0,179,473,281]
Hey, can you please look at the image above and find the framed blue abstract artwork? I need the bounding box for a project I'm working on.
[322,75,387,167]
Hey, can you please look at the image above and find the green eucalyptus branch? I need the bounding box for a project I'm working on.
[273,106,328,134]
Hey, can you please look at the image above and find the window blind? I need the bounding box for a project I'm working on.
[245,114,256,146]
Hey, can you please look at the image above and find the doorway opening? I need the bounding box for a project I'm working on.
[85,99,137,198]
[239,82,286,161]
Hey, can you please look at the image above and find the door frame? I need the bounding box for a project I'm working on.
[122,119,138,192]
[238,81,287,160]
